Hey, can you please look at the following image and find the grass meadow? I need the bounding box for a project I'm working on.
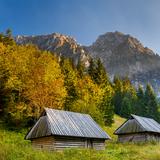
[0,115,160,160]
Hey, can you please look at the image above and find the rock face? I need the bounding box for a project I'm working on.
[85,31,160,94]
[15,33,90,66]
[15,31,160,94]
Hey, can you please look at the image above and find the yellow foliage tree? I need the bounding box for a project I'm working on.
[0,44,66,125]
[71,75,104,124]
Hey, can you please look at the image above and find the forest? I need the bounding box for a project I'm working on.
[0,29,160,128]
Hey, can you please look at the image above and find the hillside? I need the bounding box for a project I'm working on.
[0,116,160,160]
[15,31,160,94]
[2,33,160,130]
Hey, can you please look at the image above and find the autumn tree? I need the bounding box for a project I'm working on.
[71,75,104,125]
[0,43,66,126]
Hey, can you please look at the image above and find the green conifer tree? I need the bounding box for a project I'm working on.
[88,58,97,82]
[95,58,109,86]
[113,76,123,114]
[144,84,159,121]
[136,85,146,115]
[120,96,132,118]
[60,57,77,111]
[77,59,85,78]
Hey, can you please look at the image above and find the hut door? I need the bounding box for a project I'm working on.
[87,139,93,148]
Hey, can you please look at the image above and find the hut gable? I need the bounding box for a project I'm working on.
[25,116,51,139]
[114,119,145,134]
[25,108,110,140]
[131,115,160,133]
[114,114,160,135]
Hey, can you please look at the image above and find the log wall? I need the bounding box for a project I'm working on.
[118,133,160,143]
[118,133,146,143]
[31,136,106,150]
[54,136,86,150]
[92,139,105,150]
[31,136,54,150]
[146,133,160,142]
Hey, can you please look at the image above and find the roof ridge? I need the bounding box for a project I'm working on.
[44,107,90,116]
[131,114,155,120]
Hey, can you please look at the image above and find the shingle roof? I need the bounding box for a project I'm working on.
[25,108,110,140]
[114,114,160,135]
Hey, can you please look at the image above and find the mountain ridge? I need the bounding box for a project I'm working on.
[86,31,160,94]
[15,33,90,67]
[15,31,160,95]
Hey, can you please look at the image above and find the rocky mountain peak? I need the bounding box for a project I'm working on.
[15,33,90,66]
[15,33,77,50]
[85,31,160,94]
[91,31,127,50]
[89,31,155,56]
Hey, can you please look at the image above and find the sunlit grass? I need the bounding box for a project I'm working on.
[0,116,160,160]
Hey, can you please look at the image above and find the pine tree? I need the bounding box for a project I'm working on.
[144,84,159,120]
[89,58,109,86]
[120,96,132,118]
[4,29,15,46]
[113,76,137,117]
[113,76,123,114]
[136,85,146,115]
[6,29,12,38]
[88,58,97,82]
[60,58,77,111]
[88,58,114,125]
[77,59,85,78]
[95,58,109,86]
[100,85,114,126]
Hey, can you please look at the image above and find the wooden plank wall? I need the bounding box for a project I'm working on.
[146,133,160,142]
[31,136,106,151]
[54,136,86,150]
[54,137,105,150]
[118,133,147,143]
[31,136,54,150]
[92,139,105,150]
[118,133,160,143]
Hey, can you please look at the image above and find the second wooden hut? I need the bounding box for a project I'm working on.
[114,114,160,142]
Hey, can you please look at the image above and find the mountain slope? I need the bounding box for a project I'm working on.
[86,31,160,93]
[15,33,90,66]
[15,31,160,94]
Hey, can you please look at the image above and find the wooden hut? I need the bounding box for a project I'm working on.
[25,108,111,150]
[114,114,160,143]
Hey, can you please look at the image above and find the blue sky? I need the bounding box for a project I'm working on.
[1,0,160,54]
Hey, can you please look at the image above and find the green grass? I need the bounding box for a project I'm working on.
[0,116,160,160]
[104,115,126,139]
